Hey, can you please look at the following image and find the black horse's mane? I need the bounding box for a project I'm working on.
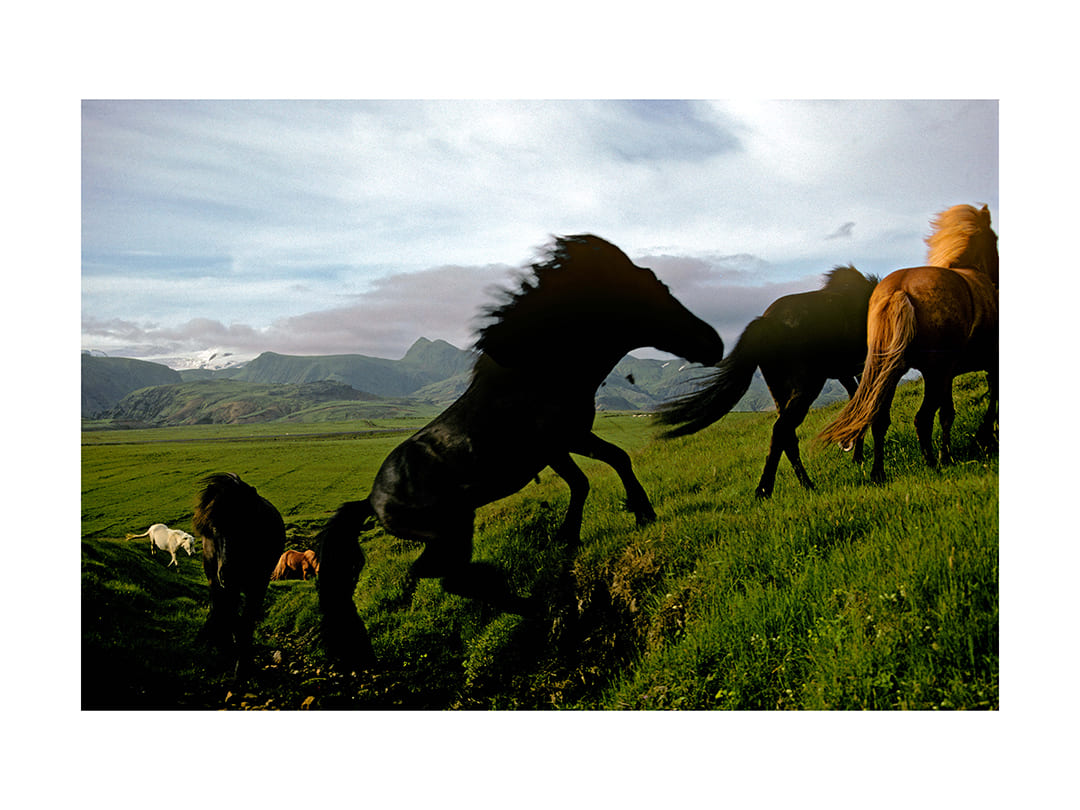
[823,264,879,289]
[473,234,666,363]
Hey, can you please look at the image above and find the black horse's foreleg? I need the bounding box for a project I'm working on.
[549,454,589,544]
[573,432,656,525]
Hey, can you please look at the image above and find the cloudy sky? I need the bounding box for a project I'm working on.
[81,99,998,365]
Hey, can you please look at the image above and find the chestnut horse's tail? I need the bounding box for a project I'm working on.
[657,316,779,437]
[315,500,377,665]
[270,552,288,581]
[818,290,916,450]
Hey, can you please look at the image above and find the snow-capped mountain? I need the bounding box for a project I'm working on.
[136,347,259,372]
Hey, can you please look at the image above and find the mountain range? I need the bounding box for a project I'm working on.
[82,337,853,426]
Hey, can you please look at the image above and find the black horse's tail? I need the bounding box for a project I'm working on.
[315,500,377,667]
[657,316,778,438]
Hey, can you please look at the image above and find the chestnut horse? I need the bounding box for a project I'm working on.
[657,265,878,498]
[271,549,319,580]
[818,204,998,482]
[316,235,724,664]
[194,472,285,680]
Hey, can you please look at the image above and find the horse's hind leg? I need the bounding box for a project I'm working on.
[573,433,655,524]
[410,512,474,579]
[758,376,816,498]
[781,393,818,493]
[976,366,998,448]
[233,579,270,681]
[757,411,788,499]
[937,377,957,465]
[200,580,239,652]
[549,453,590,543]
[869,377,901,484]
[915,374,952,466]
[838,375,865,463]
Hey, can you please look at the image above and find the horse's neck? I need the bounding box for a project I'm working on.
[476,341,626,393]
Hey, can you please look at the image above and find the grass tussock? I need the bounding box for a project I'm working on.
[81,373,997,709]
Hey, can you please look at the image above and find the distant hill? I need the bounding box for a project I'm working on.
[186,338,476,398]
[100,379,433,427]
[82,354,182,417]
[85,336,855,427]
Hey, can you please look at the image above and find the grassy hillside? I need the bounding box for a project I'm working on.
[81,373,997,709]
[81,353,182,416]
[93,380,444,428]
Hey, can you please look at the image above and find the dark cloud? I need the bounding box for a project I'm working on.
[825,222,856,240]
[600,100,742,162]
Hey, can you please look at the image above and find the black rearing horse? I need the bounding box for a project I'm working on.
[657,266,878,498]
[317,235,724,663]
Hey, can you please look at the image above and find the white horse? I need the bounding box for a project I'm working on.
[127,524,195,568]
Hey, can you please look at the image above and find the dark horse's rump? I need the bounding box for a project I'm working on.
[657,265,878,497]
[193,472,285,680]
[317,234,724,666]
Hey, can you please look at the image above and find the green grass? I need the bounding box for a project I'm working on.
[81,373,997,709]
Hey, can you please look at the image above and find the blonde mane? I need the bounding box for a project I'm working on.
[924,203,994,268]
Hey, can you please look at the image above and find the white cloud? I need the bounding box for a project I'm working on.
[81,99,998,363]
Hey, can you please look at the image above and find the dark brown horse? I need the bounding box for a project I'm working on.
[818,204,998,482]
[657,265,878,497]
[316,235,724,664]
[194,472,285,680]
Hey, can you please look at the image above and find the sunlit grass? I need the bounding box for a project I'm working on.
[81,372,997,709]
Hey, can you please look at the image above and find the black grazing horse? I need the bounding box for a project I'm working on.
[193,472,285,680]
[317,234,724,663]
[657,266,878,498]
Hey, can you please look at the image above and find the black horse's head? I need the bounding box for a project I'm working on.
[476,234,723,369]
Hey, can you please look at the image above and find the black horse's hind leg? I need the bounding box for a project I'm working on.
[410,512,528,613]
[232,581,269,681]
[757,377,818,498]
[410,511,474,579]
[549,453,589,544]
[573,432,656,525]
[200,580,238,650]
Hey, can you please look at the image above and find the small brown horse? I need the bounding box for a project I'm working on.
[657,265,878,497]
[818,204,998,482]
[194,472,285,680]
[271,549,319,580]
